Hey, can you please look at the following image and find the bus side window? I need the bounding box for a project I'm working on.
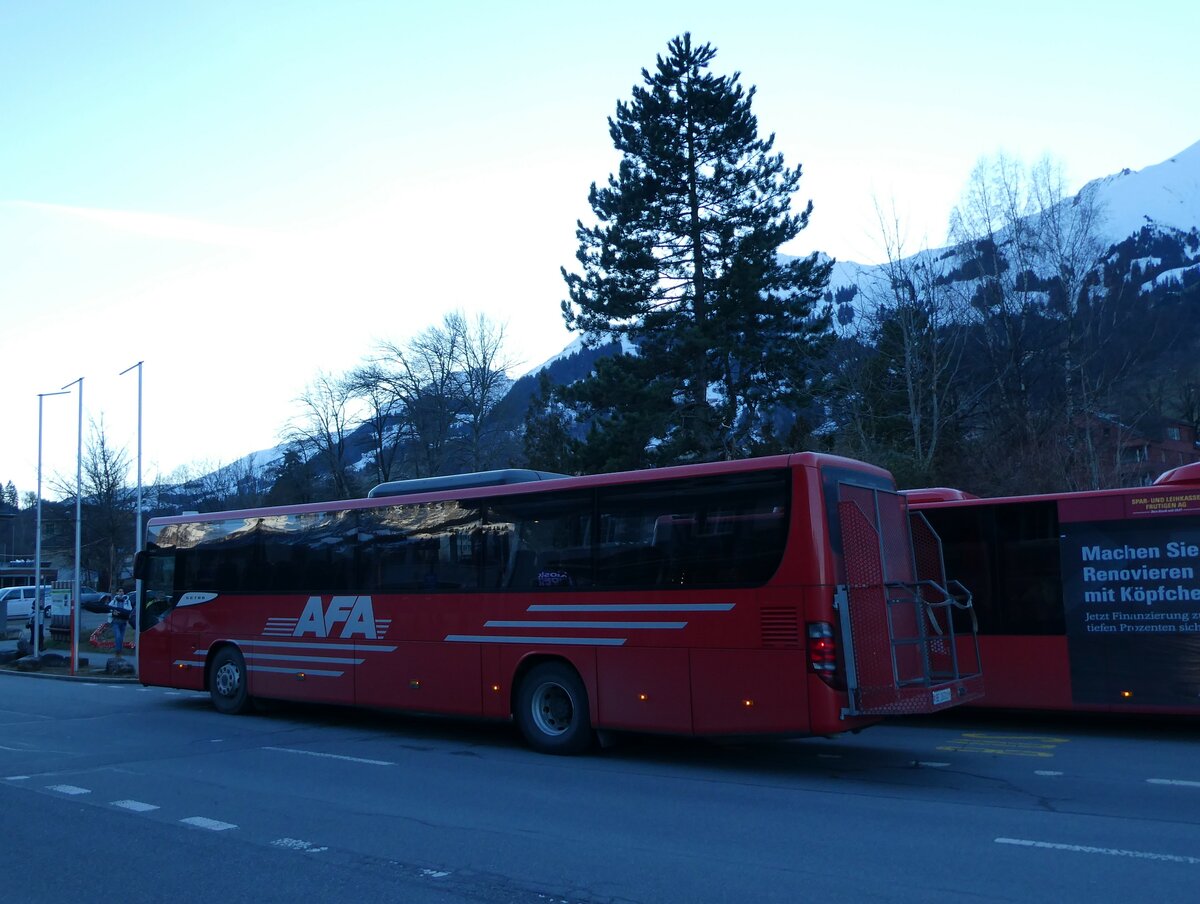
[487,491,593,590]
[931,501,1064,636]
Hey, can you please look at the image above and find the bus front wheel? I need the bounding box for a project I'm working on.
[515,662,594,755]
[209,646,252,715]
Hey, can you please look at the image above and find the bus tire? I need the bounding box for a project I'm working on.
[515,661,594,755]
[209,646,252,715]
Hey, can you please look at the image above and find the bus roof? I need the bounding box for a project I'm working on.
[367,469,568,499]
[906,460,1200,509]
[145,451,895,527]
[1154,461,1200,487]
[901,487,980,504]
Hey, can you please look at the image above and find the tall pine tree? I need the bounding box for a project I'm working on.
[559,34,833,465]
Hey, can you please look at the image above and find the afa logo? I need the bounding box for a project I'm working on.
[294,595,378,639]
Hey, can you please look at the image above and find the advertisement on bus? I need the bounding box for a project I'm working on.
[1061,517,1200,708]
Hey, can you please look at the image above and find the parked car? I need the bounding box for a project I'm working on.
[1,585,51,638]
[79,587,112,614]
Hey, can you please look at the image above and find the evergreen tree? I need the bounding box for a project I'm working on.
[560,33,833,463]
[522,372,579,474]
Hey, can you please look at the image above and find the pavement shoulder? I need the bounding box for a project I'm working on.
[0,649,140,682]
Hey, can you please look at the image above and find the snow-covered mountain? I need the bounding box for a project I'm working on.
[1087,139,1200,244]
[824,140,1200,324]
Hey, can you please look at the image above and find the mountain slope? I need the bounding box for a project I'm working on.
[824,140,1200,323]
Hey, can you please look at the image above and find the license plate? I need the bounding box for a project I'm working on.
[932,688,952,706]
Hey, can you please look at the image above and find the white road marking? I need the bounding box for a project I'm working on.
[996,837,1200,864]
[112,800,159,812]
[1147,778,1200,788]
[181,817,237,831]
[918,761,950,768]
[47,784,90,795]
[1035,770,1064,776]
[263,746,394,766]
[421,869,451,878]
[5,775,31,781]
[272,838,328,852]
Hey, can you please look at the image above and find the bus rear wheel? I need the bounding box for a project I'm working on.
[210,646,252,715]
[515,662,594,755]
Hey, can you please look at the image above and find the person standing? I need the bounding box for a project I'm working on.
[109,588,133,659]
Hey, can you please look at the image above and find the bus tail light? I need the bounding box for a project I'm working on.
[807,621,839,687]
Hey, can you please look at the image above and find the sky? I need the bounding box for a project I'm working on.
[2,0,1197,503]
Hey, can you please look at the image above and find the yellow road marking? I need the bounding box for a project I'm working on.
[938,732,1070,758]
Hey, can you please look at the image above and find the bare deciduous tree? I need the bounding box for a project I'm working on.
[52,416,134,589]
[374,317,465,478]
[285,371,358,498]
[948,153,1130,490]
[371,311,513,477]
[347,362,404,487]
[835,202,978,485]
[457,312,514,471]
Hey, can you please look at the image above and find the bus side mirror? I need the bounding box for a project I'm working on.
[133,551,146,581]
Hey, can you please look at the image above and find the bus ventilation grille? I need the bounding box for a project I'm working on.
[760,607,800,648]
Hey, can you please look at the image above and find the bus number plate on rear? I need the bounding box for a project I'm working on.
[932,688,952,706]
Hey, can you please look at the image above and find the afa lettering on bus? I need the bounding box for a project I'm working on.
[293,595,379,639]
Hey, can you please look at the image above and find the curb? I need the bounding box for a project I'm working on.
[0,660,140,684]
[0,669,140,684]
[0,668,140,684]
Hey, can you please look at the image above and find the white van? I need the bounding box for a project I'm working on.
[2,585,51,638]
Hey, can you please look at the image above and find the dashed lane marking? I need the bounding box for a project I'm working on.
[181,817,237,831]
[263,746,394,766]
[1147,778,1200,788]
[1035,770,1064,776]
[996,837,1200,865]
[112,800,159,812]
[47,784,90,795]
[272,838,328,853]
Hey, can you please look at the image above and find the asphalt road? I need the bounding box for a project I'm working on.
[2,675,1198,903]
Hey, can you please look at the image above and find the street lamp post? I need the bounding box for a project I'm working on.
[34,390,69,660]
[120,361,143,676]
[62,377,83,674]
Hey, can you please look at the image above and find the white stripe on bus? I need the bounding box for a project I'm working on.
[233,640,398,651]
[484,620,686,629]
[445,634,627,646]
[245,654,364,665]
[526,603,734,612]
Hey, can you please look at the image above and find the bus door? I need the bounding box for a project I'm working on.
[835,484,983,715]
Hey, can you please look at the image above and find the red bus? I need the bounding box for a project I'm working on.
[907,462,1200,714]
[134,453,983,753]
